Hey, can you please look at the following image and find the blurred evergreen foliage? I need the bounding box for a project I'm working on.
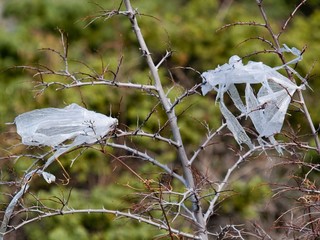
[1,0,320,239]
[221,176,272,219]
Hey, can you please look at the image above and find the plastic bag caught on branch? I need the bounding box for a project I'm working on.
[201,52,305,150]
[15,103,118,168]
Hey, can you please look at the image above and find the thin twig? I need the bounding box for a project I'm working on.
[216,21,265,32]
[106,142,186,186]
[279,0,307,37]
[204,146,258,222]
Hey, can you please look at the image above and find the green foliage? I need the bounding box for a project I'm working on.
[221,176,272,219]
[1,0,320,239]
[23,183,159,240]
[4,0,94,38]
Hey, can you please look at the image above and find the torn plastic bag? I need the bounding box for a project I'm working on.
[220,102,254,149]
[15,103,118,168]
[15,103,118,146]
[201,51,304,150]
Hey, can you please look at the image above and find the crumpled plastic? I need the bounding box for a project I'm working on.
[201,51,304,150]
[15,103,118,169]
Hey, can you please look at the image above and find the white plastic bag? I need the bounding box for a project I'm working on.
[15,103,118,168]
[15,103,118,146]
[201,53,304,150]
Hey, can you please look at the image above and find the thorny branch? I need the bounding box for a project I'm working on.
[106,142,186,186]
[220,0,320,154]
[279,0,307,36]
[123,0,208,238]
[17,65,157,93]
[256,1,320,153]
[5,208,201,239]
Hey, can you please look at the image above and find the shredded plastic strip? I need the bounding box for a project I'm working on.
[201,47,304,150]
[220,102,254,149]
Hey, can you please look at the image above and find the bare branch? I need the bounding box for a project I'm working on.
[106,142,186,186]
[116,129,180,148]
[216,21,266,32]
[204,146,260,222]
[169,83,202,112]
[4,208,201,239]
[123,1,208,238]
[279,0,307,37]
[296,90,320,153]
[156,50,172,69]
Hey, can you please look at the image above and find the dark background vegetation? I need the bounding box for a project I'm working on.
[1,0,320,239]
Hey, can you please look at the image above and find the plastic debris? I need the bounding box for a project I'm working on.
[220,102,254,149]
[15,103,118,168]
[41,171,56,184]
[201,49,304,150]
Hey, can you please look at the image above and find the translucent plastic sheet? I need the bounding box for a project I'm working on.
[15,103,118,169]
[220,102,254,149]
[201,52,304,150]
